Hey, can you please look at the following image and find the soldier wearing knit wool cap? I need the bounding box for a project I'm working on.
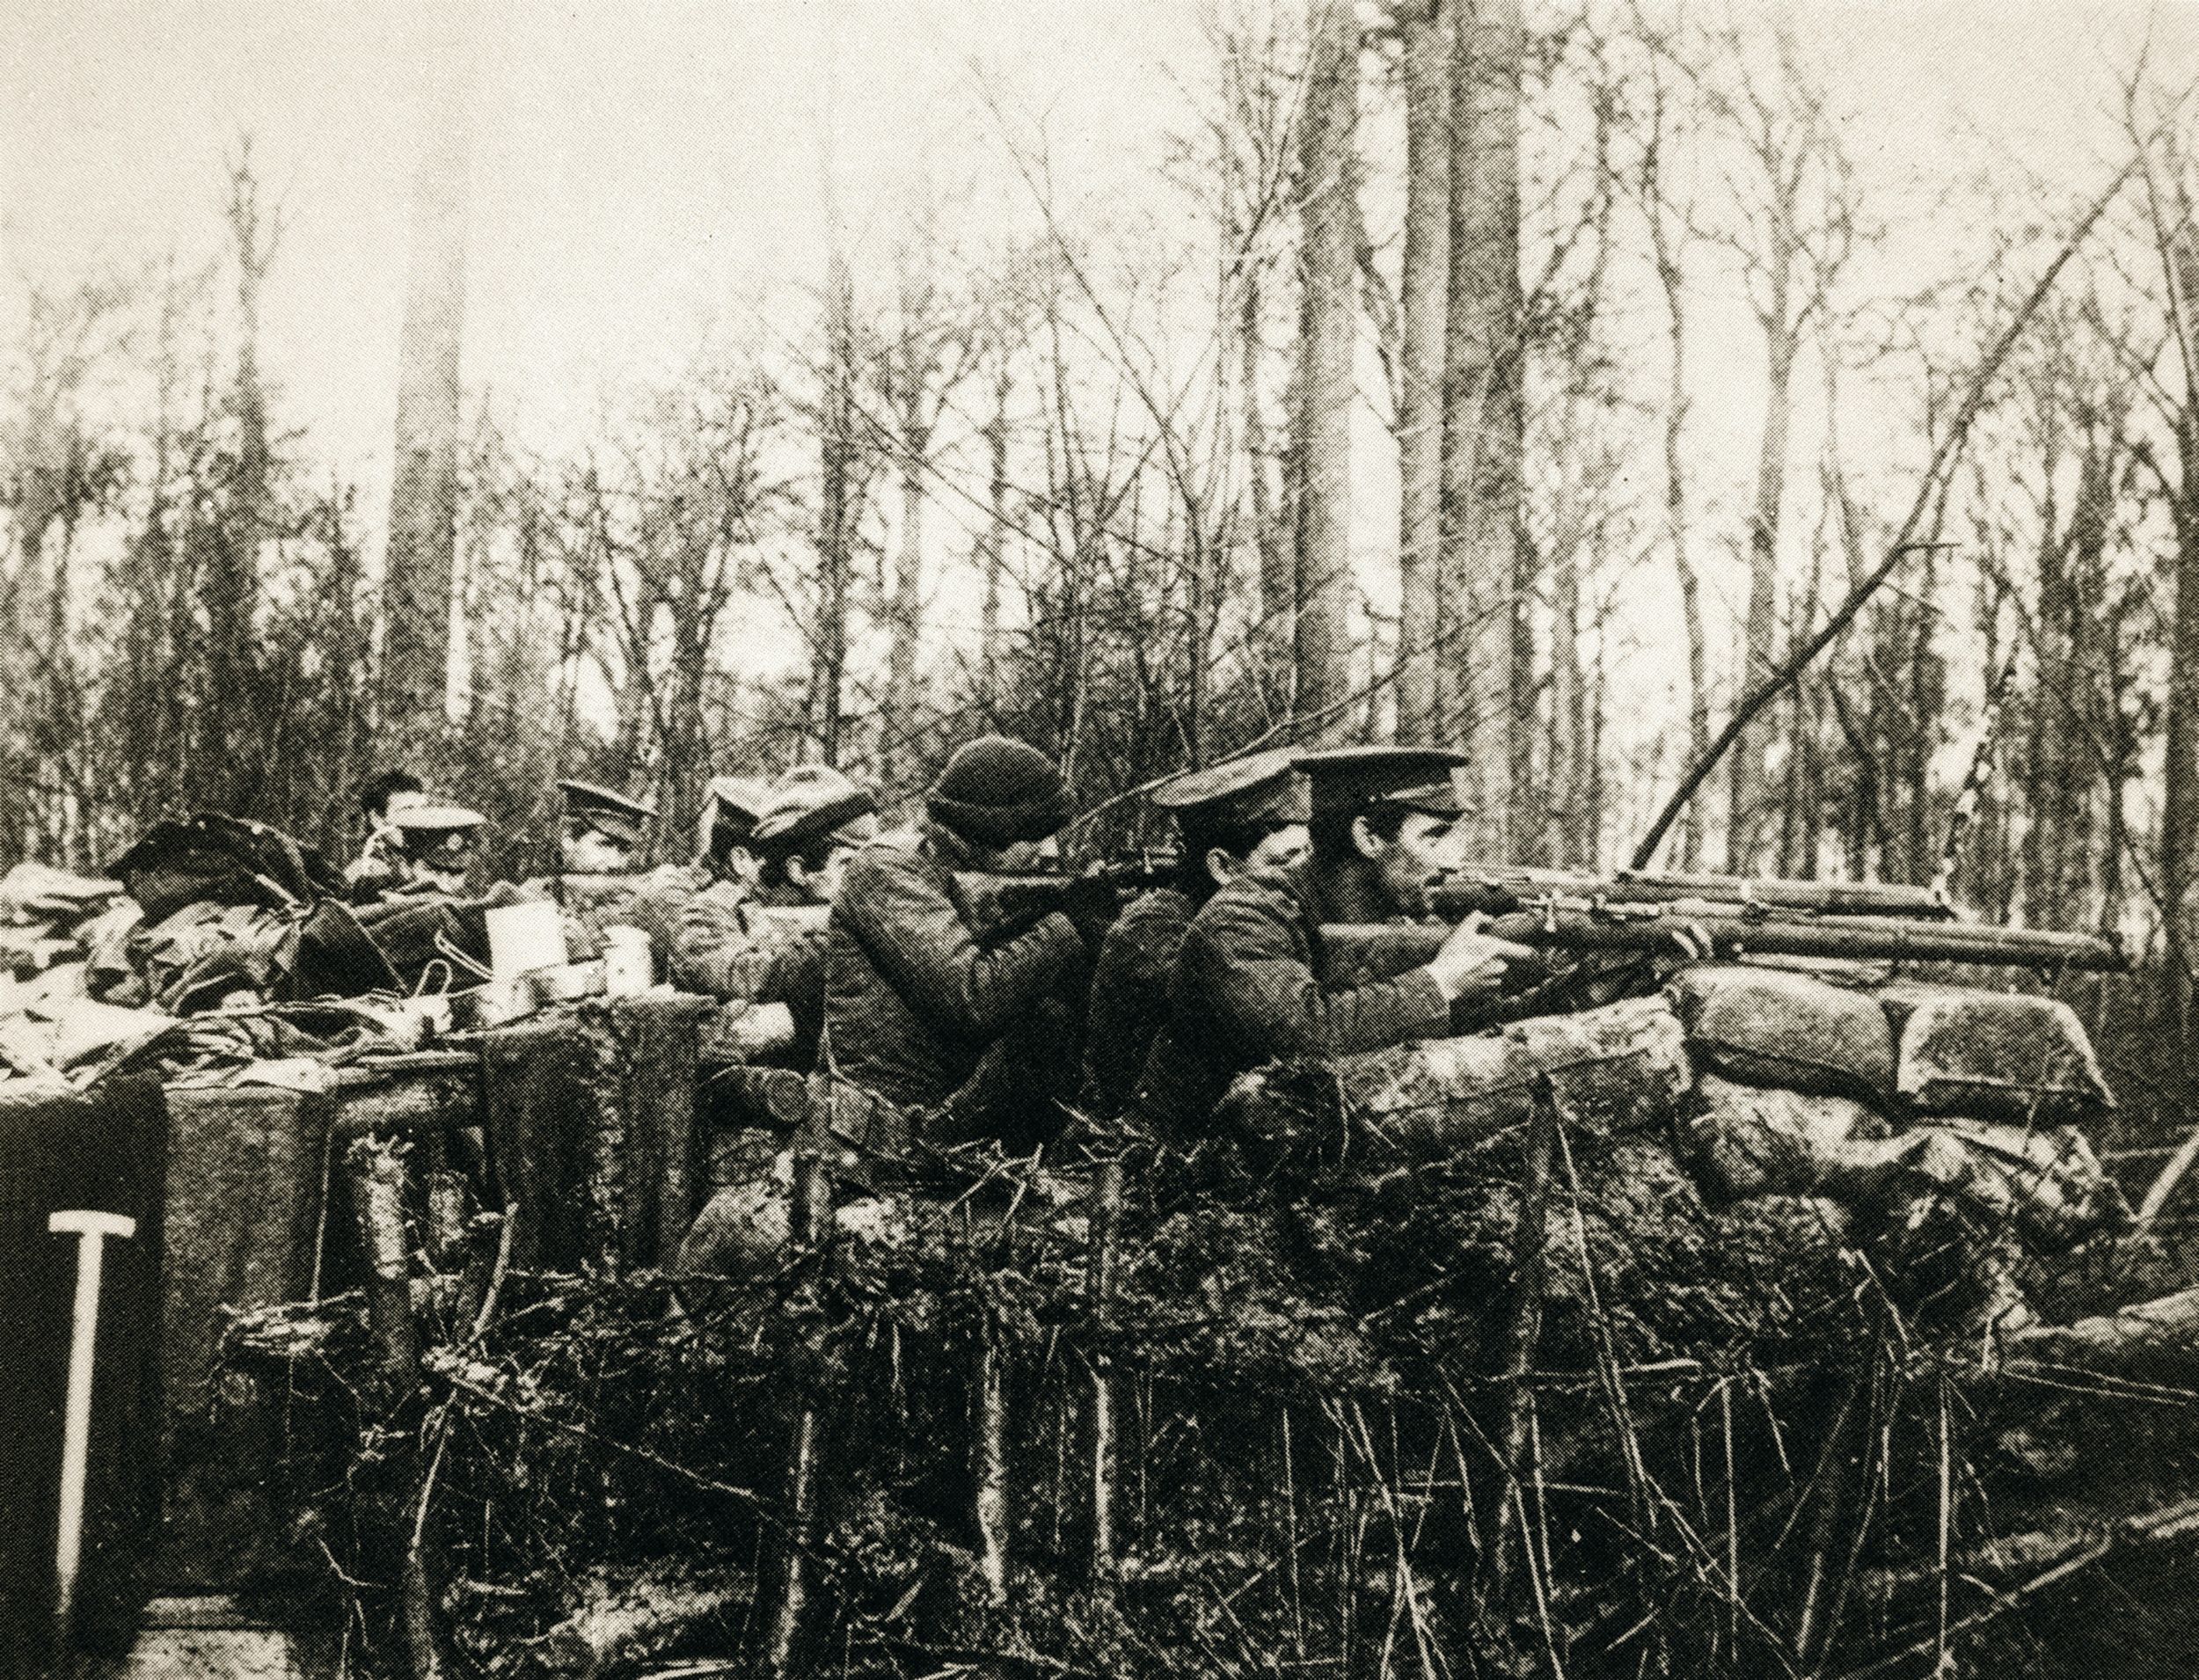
[818,734,1102,1172]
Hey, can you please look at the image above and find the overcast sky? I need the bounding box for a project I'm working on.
[7,1,2185,473]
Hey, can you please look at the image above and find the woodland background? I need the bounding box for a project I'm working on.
[6,0,2199,1029]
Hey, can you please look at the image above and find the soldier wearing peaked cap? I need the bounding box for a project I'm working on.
[557,779,656,871]
[700,775,773,895]
[520,778,662,961]
[348,800,486,904]
[1133,745,1533,1139]
[663,766,884,1067]
[1077,749,1310,1122]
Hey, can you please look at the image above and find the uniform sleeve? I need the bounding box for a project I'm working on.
[840,849,1082,1039]
[668,892,777,1000]
[1177,887,1450,1066]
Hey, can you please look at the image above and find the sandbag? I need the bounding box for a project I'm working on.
[1225,997,1691,1165]
[1669,963,1894,1100]
[1880,983,2115,1121]
[1679,1073,1891,1202]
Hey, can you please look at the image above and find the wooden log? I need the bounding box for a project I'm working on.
[344,1136,420,1399]
[535,1567,747,1679]
[1217,997,1689,1164]
[2003,1282,2199,1382]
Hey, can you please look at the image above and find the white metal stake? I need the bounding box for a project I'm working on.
[47,1209,136,1648]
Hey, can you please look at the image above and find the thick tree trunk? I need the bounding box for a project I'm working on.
[2160,223,2199,1043]
[382,74,471,750]
[1438,0,1524,845]
[1393,0,1450,742]
[1291,0,1361,745]
[1245,275,1296,720]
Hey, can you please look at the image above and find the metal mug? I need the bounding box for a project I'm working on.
[601,925,654,997]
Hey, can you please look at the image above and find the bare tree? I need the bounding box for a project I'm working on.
[1393,0,1450,741]
[1699,24,1855,871]
[381,57,473,750]
[875,228,983,785]
[1291,0,1362,743]
[1627,17,1712,866]
[1438,0,1525,839]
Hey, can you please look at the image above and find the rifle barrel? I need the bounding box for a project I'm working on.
[1326,908,2127,974]
[1429,869,1952,921]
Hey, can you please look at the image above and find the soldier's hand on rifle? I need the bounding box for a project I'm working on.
[1059,874,1121,954]
[1425,912,1536,1002]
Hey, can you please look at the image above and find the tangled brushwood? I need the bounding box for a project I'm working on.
[215,973,2199,1679]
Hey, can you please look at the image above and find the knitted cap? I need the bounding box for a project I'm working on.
[926,735,1071,847]
[750,765,880,856]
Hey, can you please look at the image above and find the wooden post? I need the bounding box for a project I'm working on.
[761,1152,833,1679]
[1087,1159,1125,1595]
[342,1135,451,1680]
[346,1136,420,1400]
[1485,1077,1560,1611]
[975,1316,1012,1608]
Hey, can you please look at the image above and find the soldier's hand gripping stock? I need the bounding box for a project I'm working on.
[1423,910,1536,1003]
[1059,873,1123,958]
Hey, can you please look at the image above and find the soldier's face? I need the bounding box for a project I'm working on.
[1209,821,1310,887]
[563,822,633,874]
[1373,812,1457,914]
[791,843,858,906]
[1246,822,1309,871]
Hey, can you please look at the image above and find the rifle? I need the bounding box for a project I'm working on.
[1428,865,1953,922]
[956,852,1180,941]
[1326,893,2127,977]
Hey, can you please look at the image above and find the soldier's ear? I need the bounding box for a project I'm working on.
[1349,814,1385,861]
[1203,846,1236,889]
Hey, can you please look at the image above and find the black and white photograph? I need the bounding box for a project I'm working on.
[2,1,2196,1674]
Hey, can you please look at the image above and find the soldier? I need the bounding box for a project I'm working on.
[820,734,1110,1165]
[730,765,883,1063]
[556,779,654,874]
[352,801,486,903]
[344,769,428,900]
[1077,748,1309,1121]
[1133,745,1531,1137]
[534,778,658,957]
[700,775,772,897]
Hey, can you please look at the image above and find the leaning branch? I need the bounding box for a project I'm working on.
[1629,156,2141,872]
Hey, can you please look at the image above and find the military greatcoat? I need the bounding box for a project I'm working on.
[1134,857,1451,1136]
[823,825,1084,1114]
[1077,885,1195,1120]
